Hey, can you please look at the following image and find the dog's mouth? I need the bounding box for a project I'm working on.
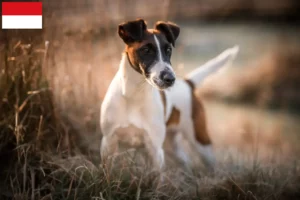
[143,65,176,90]
[149,77,175,90]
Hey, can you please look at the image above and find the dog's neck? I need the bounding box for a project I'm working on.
[119,53,152,98]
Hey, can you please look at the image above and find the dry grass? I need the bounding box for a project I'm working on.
[1,9,300,200]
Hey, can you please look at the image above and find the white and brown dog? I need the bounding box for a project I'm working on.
[100,19,239,170]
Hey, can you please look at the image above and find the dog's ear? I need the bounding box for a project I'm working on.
[118,19,147,44]
[155,21,180,47]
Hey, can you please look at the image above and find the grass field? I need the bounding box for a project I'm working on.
[1,9,300,199]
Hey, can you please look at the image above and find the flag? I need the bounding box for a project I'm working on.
[2,2,42,29]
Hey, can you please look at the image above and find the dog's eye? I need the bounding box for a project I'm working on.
[166,47,172,55]
[141,47,151,54]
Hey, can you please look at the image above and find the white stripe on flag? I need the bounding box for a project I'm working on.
[2,16,42,29]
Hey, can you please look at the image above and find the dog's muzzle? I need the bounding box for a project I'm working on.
[160,71,175,87]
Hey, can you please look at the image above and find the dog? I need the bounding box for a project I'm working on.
[100,18,239,170]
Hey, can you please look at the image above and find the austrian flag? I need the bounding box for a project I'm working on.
[2,2,42,29]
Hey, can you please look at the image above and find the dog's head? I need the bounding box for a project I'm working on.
[118,19,180,90]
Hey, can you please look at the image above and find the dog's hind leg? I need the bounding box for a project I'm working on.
[182,119,216,170]
[194,143,216,169]
[145,141,165,170]
[174,133,192,167]
[186,136,216,170]
[165,130,192,168]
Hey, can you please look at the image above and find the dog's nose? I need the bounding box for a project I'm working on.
[160,72,175,86]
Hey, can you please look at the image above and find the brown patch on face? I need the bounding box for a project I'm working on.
[118,19,179,83]
[125,31,155,74]
[125,29,171,78]
[166,107,181,126]
[185,79,212,145]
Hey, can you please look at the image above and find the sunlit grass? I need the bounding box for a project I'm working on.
[1,9,300,199]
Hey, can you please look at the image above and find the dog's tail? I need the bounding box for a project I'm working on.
[185,45,239,88]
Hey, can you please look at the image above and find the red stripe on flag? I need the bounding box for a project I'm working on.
[2,2,42,15]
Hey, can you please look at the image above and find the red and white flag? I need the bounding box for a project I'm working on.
[2,2,42,29]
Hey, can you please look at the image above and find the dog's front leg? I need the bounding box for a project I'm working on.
[145,140,165,170]
[144,124,166,171]
[100,134,118,162]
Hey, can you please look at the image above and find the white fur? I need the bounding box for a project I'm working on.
[100,46,239,169]
[196,144,216,167]
[101,53,166,170]
[154,35,163,62]
[185,45,239,87]
[164,46,239,166]
[174,133,191,165]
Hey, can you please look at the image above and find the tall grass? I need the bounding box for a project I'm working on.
[1,6,300,200]
[0,30,74,199]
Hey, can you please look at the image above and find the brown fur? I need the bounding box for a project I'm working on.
[166,107,181,126]
[125,29,170,75]
[185,80,212,145]
[160,91,181,126]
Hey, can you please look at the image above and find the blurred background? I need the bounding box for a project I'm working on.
[39,0,300,156]
[1,0,300,199]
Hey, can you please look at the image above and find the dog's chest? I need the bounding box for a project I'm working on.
[118,99,150,128]
[102,87,164,137]
[110,101,156,147]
